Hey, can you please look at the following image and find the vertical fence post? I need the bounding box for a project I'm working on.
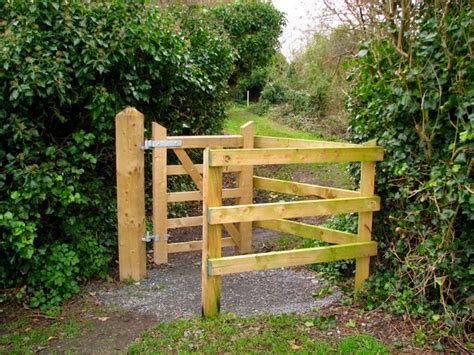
[115,108,146,281]
[152,122,168,264]
[202,148,223,317]
[246,90,250,107]
[237,121,254,254]
[355,139,377,290]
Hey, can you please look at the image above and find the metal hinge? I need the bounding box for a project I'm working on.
[141,139,182,150]
[142,231,169,242]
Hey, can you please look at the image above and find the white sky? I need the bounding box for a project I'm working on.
[272,0,344,60]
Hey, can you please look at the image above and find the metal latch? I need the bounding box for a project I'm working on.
[142,231,169,242]
[141,139,182,150]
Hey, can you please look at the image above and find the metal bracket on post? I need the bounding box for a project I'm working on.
[142,231,169,242]
[141,139,182,150]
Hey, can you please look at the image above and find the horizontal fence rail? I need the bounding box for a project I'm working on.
[209,147,384,166]
[201,142,383,317]
[208,241,377,276]
[208,196,380,224]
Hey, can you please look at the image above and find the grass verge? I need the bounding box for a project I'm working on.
[128,313,389,354]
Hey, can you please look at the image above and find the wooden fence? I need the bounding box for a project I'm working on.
[115,108,383,316]
[201,141,384,317]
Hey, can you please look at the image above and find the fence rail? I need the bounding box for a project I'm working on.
[201,141,383,317]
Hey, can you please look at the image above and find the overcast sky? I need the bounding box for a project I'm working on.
[272,0,344,60]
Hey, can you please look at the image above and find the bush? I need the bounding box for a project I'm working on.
[0,0,235,310]
[346,2,473,342]
[211,0,285,86]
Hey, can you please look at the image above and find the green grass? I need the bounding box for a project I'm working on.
[225,105,326,140]
[225,105,353,189]
[0,314,92,354]
[128,313,389,354]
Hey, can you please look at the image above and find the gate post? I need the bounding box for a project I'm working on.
[237,121,254,253]
[202,148,222,317]
[355,139,377,290]
[115,108,146,281]
[152,122,168,264]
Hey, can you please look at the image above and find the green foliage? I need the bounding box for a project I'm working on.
[346,2,473,341]
[0,0,235,310]
[211,0,285,86]
[261,28,357,135]
[27,244,80,312]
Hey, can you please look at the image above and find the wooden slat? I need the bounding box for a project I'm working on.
[172,148,203,190]
[253,176,360,199]
[208,196,380,225]
[167,135,243,148]
[237,121,254,253]
[355,140,377,290]
[208,241,378,276]
[209,147,384,167]
[168,216,202,229]
[115,108,146,281]
[223,222,241,246]
[255,135,359,148]
[167,165,241,176]
[202,148,222,317]
[167,188,242,203]
[168,238,235,253]
[255,219,356,244]
[152,122,168,264]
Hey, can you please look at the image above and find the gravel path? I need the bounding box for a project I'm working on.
[98,230,342,320]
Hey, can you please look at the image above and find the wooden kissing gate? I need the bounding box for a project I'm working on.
[115,107,384,317]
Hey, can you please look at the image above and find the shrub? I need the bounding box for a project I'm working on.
[0,0,234,309]
[211,0,285,86]
[346,2,473,342]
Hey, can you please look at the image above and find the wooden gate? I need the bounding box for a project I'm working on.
[115,108,254,280]
[115,108,383,314]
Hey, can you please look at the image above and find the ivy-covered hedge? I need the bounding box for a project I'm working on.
[347,2,473,342]
[0,1,235,311]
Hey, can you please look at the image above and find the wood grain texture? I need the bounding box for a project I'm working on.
[208,196,380,225]
[202,148,222,317]
[115,108,146,281]
[254,176,360,199]
[209,147,384,167]
[208,242,377,276]
[254,135,359,148]
[237,121,254,253]
[168,238,235,253]
[255,219,357,244]
[355,140,378,290]
[152,122,168,264]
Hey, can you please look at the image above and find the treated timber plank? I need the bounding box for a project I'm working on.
[168,238,235,253]
[254,136,359,148]
[255,219,357,244]
[115,108,146,281]
[202,148,222,318]
[209,147,384,167]
[253,176,360,199]
[208,196,380,225]
[355,140,378,290]
[167,188,242,203]
[208,241,378,276]
[172,148,203,190]
[237,121,254,253]
[167,135,243,148]
[152,122,168,264]
[168,216,202,229]
[167,165,241,176]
